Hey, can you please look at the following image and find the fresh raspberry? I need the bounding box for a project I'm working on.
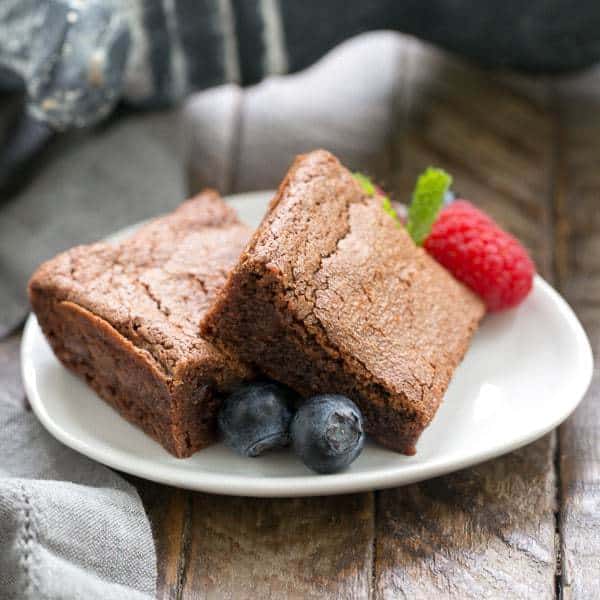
[424,201,535,311]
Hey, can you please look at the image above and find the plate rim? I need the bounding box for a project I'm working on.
[21,194,594,497]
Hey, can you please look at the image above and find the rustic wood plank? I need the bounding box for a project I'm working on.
[554,68,600,600]
[375,44,558,599]
[135,480,189,599]
[181,493,374,599]
[388,47,554,274]
[376,438,556,599]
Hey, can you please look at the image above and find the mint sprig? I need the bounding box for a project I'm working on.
[353,172,400,226]
[381,197,400,225]
[353,172,376,196]
[407,167,452,245]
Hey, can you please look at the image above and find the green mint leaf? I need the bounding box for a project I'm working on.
[382,196,401,226]
[354,172,401,226]
[407,167,452,245]
[353,172,375,196]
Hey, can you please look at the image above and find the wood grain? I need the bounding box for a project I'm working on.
[374,44,558,599]
[135,480,190,599]
[554,68,600,600]
[375,438,556,599]
[181,493,374,599]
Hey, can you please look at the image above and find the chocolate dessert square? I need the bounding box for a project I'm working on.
[201,151,485,454]
[29,192,252,457]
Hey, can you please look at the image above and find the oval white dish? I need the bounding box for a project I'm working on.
[21,191,593,497]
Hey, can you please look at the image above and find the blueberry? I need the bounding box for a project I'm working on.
[218,382,296,457]
[291,395,364,474]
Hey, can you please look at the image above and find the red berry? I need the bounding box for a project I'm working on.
[424,201,535,311]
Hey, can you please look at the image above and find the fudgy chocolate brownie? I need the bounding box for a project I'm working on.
[29,192,253,457]
[201,151,485,454]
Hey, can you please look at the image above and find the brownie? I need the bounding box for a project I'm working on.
[201,151,485,454]
[29,191,253,457]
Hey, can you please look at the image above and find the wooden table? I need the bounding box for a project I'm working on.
[2,39,599,598]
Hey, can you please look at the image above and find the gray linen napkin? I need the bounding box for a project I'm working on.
[0,338,156,600]
[183,31,403,195]
[0,108,185,336]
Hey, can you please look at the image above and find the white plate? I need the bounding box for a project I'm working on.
[22,191,594,497]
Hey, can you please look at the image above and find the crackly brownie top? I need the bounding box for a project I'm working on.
[30,191,251,378]
[243,150,485,415]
